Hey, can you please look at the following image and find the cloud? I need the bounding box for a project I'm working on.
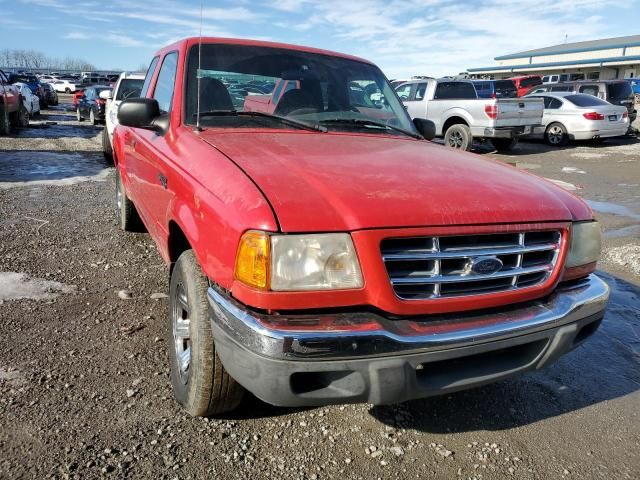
[63,30,144,48]
[266,0,624,77]
[64,31,91,40]
[0,17,37,30]
[8,0,637,75]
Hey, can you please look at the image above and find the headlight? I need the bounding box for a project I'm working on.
[234,231,363,291]
[566,221,601,268]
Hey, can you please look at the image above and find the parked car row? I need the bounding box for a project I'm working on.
[393,75,634,150]
[0,67,135,135]
[524,79,636,123]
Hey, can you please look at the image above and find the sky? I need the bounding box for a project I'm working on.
[1,0,639,78]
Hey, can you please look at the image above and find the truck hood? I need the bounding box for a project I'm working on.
[200,131,591,232]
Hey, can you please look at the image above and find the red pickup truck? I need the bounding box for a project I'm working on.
[0,69,21,135]
[113,38,609,416]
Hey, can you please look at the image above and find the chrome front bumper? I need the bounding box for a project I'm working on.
[207,275,609,406]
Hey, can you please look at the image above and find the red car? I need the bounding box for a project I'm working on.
[113,38,608,416]
[509,75,543,97]
[0,69,22,134]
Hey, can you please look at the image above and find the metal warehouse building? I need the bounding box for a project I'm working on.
[468,34,640,81]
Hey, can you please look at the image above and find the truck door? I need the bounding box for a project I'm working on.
[404,82,427,120]
[130,52,178,240]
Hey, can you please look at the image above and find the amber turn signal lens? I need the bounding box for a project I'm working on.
[235,231,270,289]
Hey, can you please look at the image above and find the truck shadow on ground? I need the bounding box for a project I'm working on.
[0,150,110,184]
[489,135,640,157]
[369,271,639,433]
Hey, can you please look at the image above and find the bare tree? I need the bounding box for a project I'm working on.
[0,49,95,71]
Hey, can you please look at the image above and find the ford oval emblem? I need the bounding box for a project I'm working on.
[465,256,504,275]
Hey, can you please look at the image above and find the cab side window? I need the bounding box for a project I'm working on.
[414,83,427,100]
[140,56,160,98]
[153,52,178,114]
[395,83,412,101]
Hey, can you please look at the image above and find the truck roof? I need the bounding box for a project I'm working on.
[155,37,375,66]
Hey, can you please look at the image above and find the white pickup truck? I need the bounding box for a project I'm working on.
[395,79,544,151]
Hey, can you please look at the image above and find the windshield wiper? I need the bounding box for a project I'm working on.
[196,110,327,132]
[319,118,421,139]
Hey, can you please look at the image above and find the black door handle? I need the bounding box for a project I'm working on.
[158,173,167,189]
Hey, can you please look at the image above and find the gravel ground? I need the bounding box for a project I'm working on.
[1,97,639,479]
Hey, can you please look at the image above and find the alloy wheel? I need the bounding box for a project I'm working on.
[172,283,192,383]
[448,130,463,148]
[548,126,564,145]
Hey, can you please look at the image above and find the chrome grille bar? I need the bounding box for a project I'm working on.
[381,231,562,300]
[390,264,552,285]
[382,241,558,261]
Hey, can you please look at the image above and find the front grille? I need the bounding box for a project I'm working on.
[381,231,561,300]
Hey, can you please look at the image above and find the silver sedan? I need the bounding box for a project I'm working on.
[526,92,629,146]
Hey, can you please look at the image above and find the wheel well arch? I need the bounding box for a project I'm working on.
[545,121,566,132]
[167,220,192,272]
[442,116,468,133]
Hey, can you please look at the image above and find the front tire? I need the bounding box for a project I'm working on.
[16,105,29,127]
[115,169,143,232]
[0,104,10,136]
[65,87,71,94]
[76,108,84,122]
[491,138,519,152]
[168,250,245,416]
[102,127,113,161]
[90,108,98,125]
[444,123,473,151]
[545,122,568,146]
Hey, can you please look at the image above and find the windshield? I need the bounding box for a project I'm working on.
[116,79,143,100]
[565,94,609,107]
[184,43,416,135]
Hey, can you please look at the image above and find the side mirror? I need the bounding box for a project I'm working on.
[99,89,113,100]
[118,98,163,131]
[413,118,436,140]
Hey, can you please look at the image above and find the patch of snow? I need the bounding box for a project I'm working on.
[0,272,75,301]
[570,152,605,159]
[561,166,586,174]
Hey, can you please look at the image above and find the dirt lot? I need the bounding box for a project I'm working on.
[1,97,639,480]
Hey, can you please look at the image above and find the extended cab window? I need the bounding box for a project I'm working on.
[140,56,159,98]
[414,83,427,100]
[434,82,476,100]
[153,52,178,113]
